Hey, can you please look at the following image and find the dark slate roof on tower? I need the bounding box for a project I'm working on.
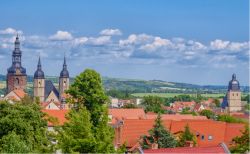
[34,56,45,79]
[7,34,26,75]
[45,80,59,99]
[228,73,240,91]
[221,95,228,109]
[14,34,21,54]
[60,56,69,78]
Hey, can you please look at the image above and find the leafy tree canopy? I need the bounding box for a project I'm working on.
[0,98,53,153]
[141,96,164,113]
[230,126,249,153]
[60,69,115,153]
[200,109,215,119]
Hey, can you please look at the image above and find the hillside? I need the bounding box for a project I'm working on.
[0,74,249,96]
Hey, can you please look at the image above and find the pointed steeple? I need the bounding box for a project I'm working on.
[15,33,20,49]
[60,55,69,78]
[34,56,45,79]
[37,56,42,70]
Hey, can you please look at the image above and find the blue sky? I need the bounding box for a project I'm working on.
[0,0,249,85]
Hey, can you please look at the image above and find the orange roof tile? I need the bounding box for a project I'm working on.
[42,109,69,126]
[143,144,227,153]
[13,89,26,98]
[109,108,146,120]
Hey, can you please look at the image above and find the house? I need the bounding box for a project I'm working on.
[170,101,196,112]
[112,117,244,148]
[142,143,230,154]
[41,101,61,110]
[4,89,27,103]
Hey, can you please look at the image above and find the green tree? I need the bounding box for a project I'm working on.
[213,98,221,107]
[56,107,96,153]
[230,126,249,153]
[217,114,244,123]
[62,69,115,153]
[0,131,30,153]
[0,100,53,153]
[67,69,108,126]
[178,124,197,147]
[200,109,215,119]
[140,114,177,149]
[141,96,164,113]
[122,103,138,108]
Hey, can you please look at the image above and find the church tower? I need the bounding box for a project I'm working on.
[59,56,69,99]
[33,56,45,102]
[6,34,27,93]
[227,73,242,112]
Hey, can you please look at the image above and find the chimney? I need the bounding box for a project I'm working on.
[185,141,194,147]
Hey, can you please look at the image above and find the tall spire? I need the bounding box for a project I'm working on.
[15,33,20,49]
[37,55,42,69]
[34,56,45,79]
[60,55,69,78]
[63,54,67,69]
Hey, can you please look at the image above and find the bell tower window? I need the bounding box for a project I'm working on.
[15,78,19,85]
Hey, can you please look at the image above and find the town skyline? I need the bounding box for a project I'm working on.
[0,0,249,85]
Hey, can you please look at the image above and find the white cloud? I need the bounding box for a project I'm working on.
[210,39,230,50]
[87,36,111,45]
[119,34,152,46]
[0,27,23,35]
[140,37,172,51]
[73,37,88,46]
[49,31,73,41]
[100,28,122,36]
[228,42,249,51]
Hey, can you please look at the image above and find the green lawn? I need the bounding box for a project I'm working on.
[132,93,226,98]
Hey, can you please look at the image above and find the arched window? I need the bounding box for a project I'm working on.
[39,81,41,87]
[15,78,19,85]
[63,80,66,86]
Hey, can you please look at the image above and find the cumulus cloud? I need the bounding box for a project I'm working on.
[0,28,248,70]
[140,37,172,51]
[210,39,230,50]
[49,31,73,41]
[0,27,23,35]
[100,28,122,36]
[119,34,152,46]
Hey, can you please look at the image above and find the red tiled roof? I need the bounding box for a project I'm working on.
[224,123,245,145]
[42,109,69,126]
[109,108,146,120]
[13,89,26,98]
[143,144,227,153]
[115,118,244,148]
[146,114,207,121]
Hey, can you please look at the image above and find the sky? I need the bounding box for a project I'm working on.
[0,0,249,85]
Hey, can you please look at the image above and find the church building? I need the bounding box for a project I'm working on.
[33,55,70,103]
[221,74,243,113]
[6,35,70,107]
[6,35,27,93]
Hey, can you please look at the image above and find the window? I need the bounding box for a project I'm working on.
[236,93,238,96]
[208,135,213,140]
[15,78,19,85]
[39,81,41,86]
[232,93,234,96]
[201,135,205,140]
[63,80,66,86]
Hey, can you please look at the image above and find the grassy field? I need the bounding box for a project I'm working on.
[132,93,227,98]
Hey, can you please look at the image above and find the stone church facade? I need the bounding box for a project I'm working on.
[6,35,70,104]
[221,74,244,113]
